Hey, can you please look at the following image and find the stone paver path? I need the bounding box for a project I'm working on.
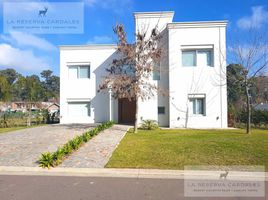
[0,124,96,167]
[60,125,130,168]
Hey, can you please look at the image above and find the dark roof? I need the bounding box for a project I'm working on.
[255,103,268,111]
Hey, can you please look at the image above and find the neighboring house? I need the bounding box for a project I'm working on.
[60,11,228,128]
[11,102,40,112]
[255,103,268,111]
[0,102,59,113]
[46,103,60,114]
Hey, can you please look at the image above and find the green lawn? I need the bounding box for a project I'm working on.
[106,129,268,170]
[0,124,46,135]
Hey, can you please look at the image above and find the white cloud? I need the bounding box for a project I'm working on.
[0,44,50,72]
[87,35,113,44]
[237,6,268,29]
[1,32,56,52]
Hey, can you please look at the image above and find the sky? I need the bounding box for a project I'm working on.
[0,0,268,76]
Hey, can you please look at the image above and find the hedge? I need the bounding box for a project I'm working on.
[38,121,114,168]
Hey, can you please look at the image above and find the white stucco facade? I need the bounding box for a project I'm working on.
[60,11,228,128]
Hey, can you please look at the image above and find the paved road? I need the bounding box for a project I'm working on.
[0,175,266,200]
[60,125,130,168]
[0,124,96,166]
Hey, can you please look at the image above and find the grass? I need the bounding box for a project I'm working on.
[0,124,46,135]
[106,128,268,171]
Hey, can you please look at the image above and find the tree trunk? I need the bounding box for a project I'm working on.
[245,84,251,134]
[27,103,32,126]
[134,97,139,133]
[3,113,8,128]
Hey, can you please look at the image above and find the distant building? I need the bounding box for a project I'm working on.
[255,103,268,111]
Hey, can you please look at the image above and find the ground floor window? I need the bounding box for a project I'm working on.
[68,102,91,117]
[188,95,206,115]
[158,106,165,114]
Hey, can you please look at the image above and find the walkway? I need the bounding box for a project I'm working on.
[60,125,130,168]
[0,124,96,167]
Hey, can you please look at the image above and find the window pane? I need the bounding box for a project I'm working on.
[196,99,203,114]
[69,66,77,79]
[198,50,212,66]
[153,63,160,80]
[182,51,196,66]
[191,98,205,115]
[79,66,89,78]
[122,65,135,76]
[158,106,165,114]
[192,99,196,114]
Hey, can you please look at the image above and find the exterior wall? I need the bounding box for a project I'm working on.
[134,12,173,126]
[60,46,118,124]
[60,11,228,128]
[168,23,228,128]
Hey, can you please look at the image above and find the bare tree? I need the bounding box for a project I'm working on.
[230,29,268,134]
[99,24,163,133]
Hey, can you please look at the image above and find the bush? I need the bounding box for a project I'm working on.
[38,121,115,168]
[235,109,268,128]
[39,152,54,169]
[139,119,159,130]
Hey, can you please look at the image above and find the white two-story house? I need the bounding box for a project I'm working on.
[60,11,228,128]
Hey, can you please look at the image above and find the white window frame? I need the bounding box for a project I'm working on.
[188,94,206,116]
[68,64,90,79]
[181,47,214,67]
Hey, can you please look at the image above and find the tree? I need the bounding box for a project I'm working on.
[41,70,60,100]
[99,24,163,133]
[0,68,19,85]
[24,75,44,126]
[230,31,268,134]
[0,75,11,127]
[0,75,11,101]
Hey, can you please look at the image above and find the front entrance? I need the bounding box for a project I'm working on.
[118,98,136,124]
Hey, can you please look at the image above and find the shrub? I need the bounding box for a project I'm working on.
[39,152,54,168]
[139,119,159,130]
[38,121,115,168]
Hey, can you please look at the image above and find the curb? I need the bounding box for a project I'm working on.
[0,166,267,180]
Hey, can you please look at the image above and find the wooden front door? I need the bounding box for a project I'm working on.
[118,98,136,124]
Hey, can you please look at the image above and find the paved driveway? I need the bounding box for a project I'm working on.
[0,124,96,167]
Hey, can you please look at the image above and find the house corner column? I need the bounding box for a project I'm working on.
[108,88,113,121]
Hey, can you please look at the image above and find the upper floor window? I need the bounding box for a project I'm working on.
[68,65,90,79]
[153,63,160,80]
[182,49,213,67]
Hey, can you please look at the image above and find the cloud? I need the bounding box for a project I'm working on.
[237,6,268,29]
[0,32,56,52]
[87,35,113,44]
[0,44,50,72]
[84,0,133,14]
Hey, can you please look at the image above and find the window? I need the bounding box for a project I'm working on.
[158,106,165,114]
[182,51,196,66]
[68,65,90,79]
[69,66,78,79]
[182,49,213,67]
[122,65,135,76]
[189,98,205,115]
[153,63,160,80]
[68,102,91,117]
[197,50,212,67]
